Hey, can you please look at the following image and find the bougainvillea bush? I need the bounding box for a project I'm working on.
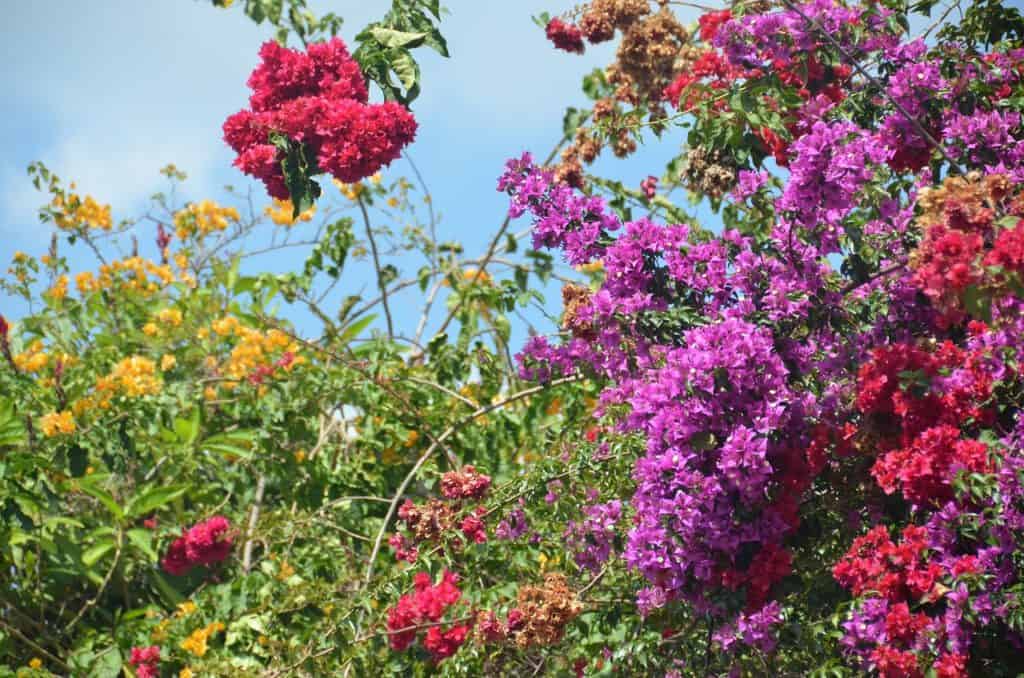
[4,0,1024,676]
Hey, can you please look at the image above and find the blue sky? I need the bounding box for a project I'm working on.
[1,1,699,343]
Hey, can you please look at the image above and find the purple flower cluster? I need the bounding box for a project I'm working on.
[615,319,796,598]
[564,499,622,573]
[779,120,892,249]
[497,152,619,265]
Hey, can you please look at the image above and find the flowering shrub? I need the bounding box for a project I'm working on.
[224,37,417,211]
[7,0,1024,676]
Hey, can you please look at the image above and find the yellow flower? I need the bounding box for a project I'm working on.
[370,172,382,185]
[264,198,316,227]
[386,197,399,208]
[333,178,364,200]
[174,200,239,239]
[45,274,69,301]
[156,308,183,326]
[28,658,42,669]
[75,271,97,295]
[404,430,420,447]
[175,600,197,618]
[14,342,49,373]
[546,397,562,416]
[52,192,112,231]
[142,323,159,337]
[151,619,170,641]
[180,621,225,657]
[293,448,307,463]
[204,386,218,402]
[180,669,194,678]
[277,560,295,581]
[96,356,161,398]
[40,411,75,437]
[160,354,177,371]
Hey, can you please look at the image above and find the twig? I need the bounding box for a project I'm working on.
[65,529,122,633]
[779,0,963,173]
[242,475,267,574]
[0,619,71,672]
[363,375,582,584]
[357,194,394,338]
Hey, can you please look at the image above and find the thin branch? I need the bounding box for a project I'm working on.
[362,375,581,584]
[65,529,122,633]
[357,194,394,338]
[780,0,963,172]
[242,475,267,574]
[0,619,71,672]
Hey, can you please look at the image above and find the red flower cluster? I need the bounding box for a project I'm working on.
[986,218,1024,275]
[698,10,732,42]
[459,507,488,544]
[857,342,993,504]
[223,38,417,200]
[386,570,470,661]
[870,645,922,678]
[440,465,492,500]
[546,18,585,54]
[872,425,990,505]
[390,467,492,562]
[832,525,940,603]
[720,542,793,610]
[128,646,160,678]
[912,224,985,317]
[248,351,296,385]
[161,516,233,576]
[857,342,990,445]
[663,51,741,110]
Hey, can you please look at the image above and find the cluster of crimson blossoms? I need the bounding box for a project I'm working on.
[161,515,233,576]
[497,0,1024,675]
[223,38,417,200]
[127,646,160,678]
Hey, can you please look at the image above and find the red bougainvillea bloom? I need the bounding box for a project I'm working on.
[546,18,585,54]
[871,425,991,505]
[986,218,1024,275]
[460,508,488,544]
[934,652,969,678]
[698,9,732,42]
[386,570,468,661]
[440,465,492,500]
[161,516,233,576]
[224,38,417,200]
[871,645,923,678]
[641,175,658,199]
[832,525,936,602]
[128,646,161,678]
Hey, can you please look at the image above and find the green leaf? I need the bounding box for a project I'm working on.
[78,478,125,521]
[173,407,202,447]
[68,444,88,477]
[340,314,378,343]
[270,132,322,215]
[202,430,257,460]
[369,27,428,49]
[126,528,159,562]
[390,51,420,92]
[126,485,190,519]
[82,538,115,567]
